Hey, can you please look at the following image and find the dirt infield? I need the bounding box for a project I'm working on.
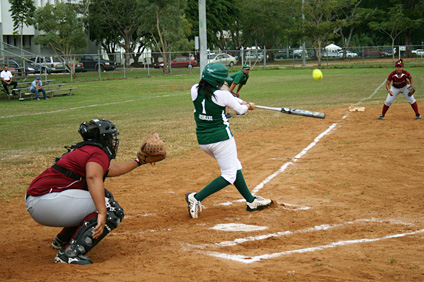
[1,104,423,281]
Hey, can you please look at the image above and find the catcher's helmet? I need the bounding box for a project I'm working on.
[202,62,232,88]
[78,119,119,159]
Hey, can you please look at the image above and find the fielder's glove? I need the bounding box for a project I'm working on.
[408,86,415,96]
[136,133,166,165]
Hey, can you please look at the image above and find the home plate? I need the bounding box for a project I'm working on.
[349,106,365,112]
[210,223,268,232]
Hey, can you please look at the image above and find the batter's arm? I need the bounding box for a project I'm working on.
[86,161,107,239]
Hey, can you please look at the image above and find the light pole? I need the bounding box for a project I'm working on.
[302,0,306,67]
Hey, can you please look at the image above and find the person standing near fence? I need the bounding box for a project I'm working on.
[378,59,421,120]
[1,65,18,95]
[31,76,48,100]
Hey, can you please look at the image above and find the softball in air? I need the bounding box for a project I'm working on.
[312,69,323,81]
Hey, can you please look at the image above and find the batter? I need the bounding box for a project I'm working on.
[185,62,272,219]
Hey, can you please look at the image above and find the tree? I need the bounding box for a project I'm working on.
[82,0,145,65]
[140,0,192,74]
[369,4,418,61]
[8,0,36,65]
[33,3,87,78]
[303,0,345,66]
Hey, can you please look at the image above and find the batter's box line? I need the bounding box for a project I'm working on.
[188,218,414,249]
[201,228,424,264]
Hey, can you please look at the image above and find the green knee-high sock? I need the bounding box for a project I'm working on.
[195,176,230,201]
[234,170,255,203]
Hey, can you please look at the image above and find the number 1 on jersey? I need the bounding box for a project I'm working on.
[201,99,207,114]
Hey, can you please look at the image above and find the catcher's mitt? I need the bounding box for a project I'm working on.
[408,86,416,96]
[136,133,166,165]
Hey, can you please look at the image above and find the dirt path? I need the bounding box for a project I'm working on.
[1,104,423,281]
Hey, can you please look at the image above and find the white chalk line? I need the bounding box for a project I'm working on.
[0,92,185,119]
[188,218,413,249]
[251,80,386,196]
[203,228,424,264]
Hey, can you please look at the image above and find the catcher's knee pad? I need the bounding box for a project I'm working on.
[105,190,125,229]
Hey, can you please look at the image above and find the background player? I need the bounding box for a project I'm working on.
[223,64,250,118]
[25,119,150,265]
[378,59,421,120]
[185,62,272,219]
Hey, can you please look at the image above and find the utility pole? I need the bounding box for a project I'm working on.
[198,0,207,77]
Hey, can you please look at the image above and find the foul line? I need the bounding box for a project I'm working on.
[251,80,386,195]
[0,92,185,119]
[203,228,424,264]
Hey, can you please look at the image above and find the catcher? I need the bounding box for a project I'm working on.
[25,119,166,265]
[378,59,421,120]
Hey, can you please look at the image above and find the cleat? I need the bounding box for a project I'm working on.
[225,113,234,119]
[246,196,273,212]
[185,193,202,218]
[54,249,92,265]
[236,112,247,116]
[378,115,385,120]
[416,114,421,120]
[52,236,68,250]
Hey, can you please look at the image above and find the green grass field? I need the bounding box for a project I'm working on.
[1,67,423,199]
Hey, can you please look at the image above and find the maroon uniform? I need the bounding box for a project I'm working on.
[27,145,110,196]
[387,70,411,89]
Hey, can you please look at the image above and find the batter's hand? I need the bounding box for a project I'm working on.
[92,213,106,239]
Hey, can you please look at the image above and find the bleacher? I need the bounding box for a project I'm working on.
[0,69,74,101]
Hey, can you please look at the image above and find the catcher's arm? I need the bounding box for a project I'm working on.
[108,160,139,177]
[135,133,166,165]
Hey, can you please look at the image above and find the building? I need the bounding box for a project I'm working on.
[0,0,82,59]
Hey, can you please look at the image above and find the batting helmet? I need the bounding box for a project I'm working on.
[202,62,232,88]
[78,119,119,159]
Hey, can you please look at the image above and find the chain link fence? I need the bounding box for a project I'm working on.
[2,44,424,82]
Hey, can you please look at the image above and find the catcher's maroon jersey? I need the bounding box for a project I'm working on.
[27,145,110,196]
[387,70,411,89]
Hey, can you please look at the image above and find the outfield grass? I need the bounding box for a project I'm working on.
[1,67,423,199]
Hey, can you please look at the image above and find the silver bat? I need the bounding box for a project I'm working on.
[254,105,326,119]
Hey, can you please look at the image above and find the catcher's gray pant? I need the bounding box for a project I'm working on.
[200,137,242,184]
[25,189,106,227]
[384,85,416,106]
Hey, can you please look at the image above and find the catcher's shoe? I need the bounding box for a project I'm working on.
[378,115,385,120]
[52,235,68,250]
[225,113,234,119]
[246,196,273,212]
[54,249,92,265]
[185,193,202,219]
[416,114,421,120]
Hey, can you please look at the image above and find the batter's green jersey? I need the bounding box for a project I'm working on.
[229,70,249,85]
[192,85,233,145]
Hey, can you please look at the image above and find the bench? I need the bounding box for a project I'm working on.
[20,85,74,100]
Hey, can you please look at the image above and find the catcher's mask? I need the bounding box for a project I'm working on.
[78,119,119,160]
[202,62,232,88]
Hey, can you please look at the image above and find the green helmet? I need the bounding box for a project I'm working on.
[202,62,232,88]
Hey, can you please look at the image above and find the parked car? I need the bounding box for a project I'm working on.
[79,55,116,71]
[412,49,424,56]
[382,48,396,56]
[32,56,66,73]
[62,58,86,73]
[0,59,22,74]
[275,50,294,59]
[338,50,358,58]
[357,49,388,57]
[323,50,342,58]
[207,53,237,67]
[154,56,197,68]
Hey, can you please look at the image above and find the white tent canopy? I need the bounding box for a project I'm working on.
[325,44,342,51]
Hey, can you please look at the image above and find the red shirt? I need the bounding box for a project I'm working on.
[387,70,411,89]
[27,145,110,196]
